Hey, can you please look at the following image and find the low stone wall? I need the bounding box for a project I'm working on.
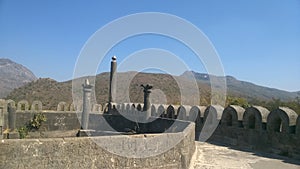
[4,111,190,134]
[13,111,81,131]
[9,112,189,134]
[0,122,195,169]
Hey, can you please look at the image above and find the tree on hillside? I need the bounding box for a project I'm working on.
[226,96,249,108]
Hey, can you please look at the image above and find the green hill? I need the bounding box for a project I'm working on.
[5,71,300,112]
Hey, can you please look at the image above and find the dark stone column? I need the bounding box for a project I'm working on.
[81,79,93,130]
[7,103,19,139]
[141,84,152,119]
[109,56,117,104]
[0,108,3,139]
[7,103,16,131]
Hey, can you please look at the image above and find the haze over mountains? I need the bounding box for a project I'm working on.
[1,59,299,110]
[0,58,37,98]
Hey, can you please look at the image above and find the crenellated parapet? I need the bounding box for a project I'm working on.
[17,100,29,111]
[92,104,102,113]
[57,102,69,111]
[157,104,168,117]
[203,105,224,125]
[188,106,204,131]
[0,99,104,113]
[267,107,298,133]
[31,100,43,111]
[0,99,299,133]
[177,105,190,120]
[0,99,299,137]
[243,106,269,130]
[222,105,244,127]
[151,104,299,134]
[0,99,299,159]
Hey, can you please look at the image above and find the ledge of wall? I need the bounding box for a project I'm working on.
[0,121,195,169]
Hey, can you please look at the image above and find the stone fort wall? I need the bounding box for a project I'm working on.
[0,99,300,160]
[0,120,195,169]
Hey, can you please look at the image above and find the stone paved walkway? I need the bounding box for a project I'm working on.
[190,142,300,169]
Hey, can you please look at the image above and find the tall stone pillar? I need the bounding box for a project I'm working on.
[109,56,117,103]
[7,103,18,138]
[142,84,153,119]
[0,108,3,139]
[7,103,16,131]
[81,79,93,130]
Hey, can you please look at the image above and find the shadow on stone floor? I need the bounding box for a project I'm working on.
[203,140,300,166]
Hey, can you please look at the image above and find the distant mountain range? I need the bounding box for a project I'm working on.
[2,58,299,110]
[0,58,37,98]
[4,69,300,110]
[182,71,300,102]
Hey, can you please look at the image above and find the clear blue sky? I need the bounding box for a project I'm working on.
[0,0,299,92]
